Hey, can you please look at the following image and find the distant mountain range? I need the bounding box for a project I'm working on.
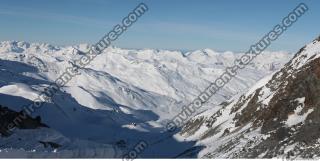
[0,39,303,158]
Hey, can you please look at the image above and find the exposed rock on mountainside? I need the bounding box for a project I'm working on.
[0,105,48,136]
[180,36,320,159]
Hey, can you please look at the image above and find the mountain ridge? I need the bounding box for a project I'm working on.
[179,35,320,159]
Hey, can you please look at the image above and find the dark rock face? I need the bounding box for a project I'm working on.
[0,105,48,136]
[227,57,320,158]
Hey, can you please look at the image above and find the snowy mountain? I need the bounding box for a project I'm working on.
[0,40,292,157]
[178,36,320,159]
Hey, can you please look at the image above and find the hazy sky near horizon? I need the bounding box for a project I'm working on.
[0,0,319,52]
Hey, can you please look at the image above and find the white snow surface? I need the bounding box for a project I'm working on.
[285,97,314,127]
[0,41,292,157]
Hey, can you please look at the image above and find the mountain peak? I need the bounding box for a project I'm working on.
[289,35,320,70]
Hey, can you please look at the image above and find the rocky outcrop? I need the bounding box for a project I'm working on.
[0,105,48,136]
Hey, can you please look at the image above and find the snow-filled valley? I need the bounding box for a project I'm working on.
[0,40,293,158]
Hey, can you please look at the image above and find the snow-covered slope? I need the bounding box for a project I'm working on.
[0,40,291,157]
[179,36,320,159]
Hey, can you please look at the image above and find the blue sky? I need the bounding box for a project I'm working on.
[0,0,319,52]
